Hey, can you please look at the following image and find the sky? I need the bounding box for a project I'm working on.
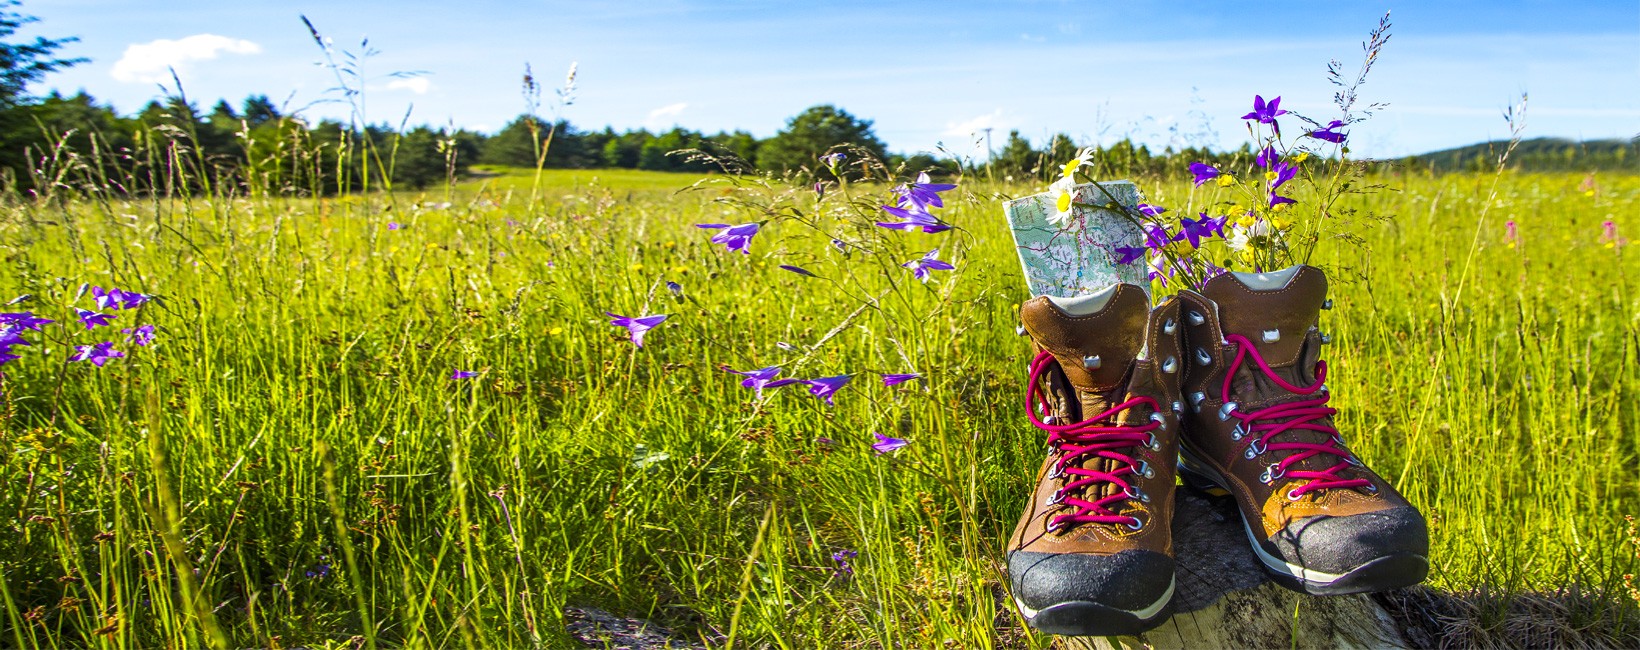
[19,0,1640,160]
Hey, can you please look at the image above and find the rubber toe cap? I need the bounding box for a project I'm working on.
[1007,548,1175,614]
[1271,506,1429,575]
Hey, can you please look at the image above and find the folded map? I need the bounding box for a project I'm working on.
[1002,180,1149,299]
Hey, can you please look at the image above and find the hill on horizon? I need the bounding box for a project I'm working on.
[1394,136,1640,173]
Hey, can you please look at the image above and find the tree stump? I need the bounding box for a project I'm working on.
[1062,489,1413,650]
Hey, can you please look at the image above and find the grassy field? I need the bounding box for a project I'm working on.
[1,164,1637,648]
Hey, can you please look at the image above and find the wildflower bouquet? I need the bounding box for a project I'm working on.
[1044,15,1392,295]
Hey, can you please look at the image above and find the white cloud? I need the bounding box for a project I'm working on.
[111,34,261,84]
[644,102,688,128]
[385,78,433,95]
[943,109,1013,137]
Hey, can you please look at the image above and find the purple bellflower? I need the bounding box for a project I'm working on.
[695,222,761,254]
[1255,145,1280,169]
[1176,214,1227,248]
[780,264,817,278]
[605,312,669,348]
[872,432,909,455]
[1309,120,1347,144]
[1270,162,1298,190]
[724,366,800,399]
[902,249,956,282]
[71,342,124,367]
[894,172,957,210]
[123,324,156,346]
[77,309,115,330]
[1113,246,1147,265]
[1242,95,1288,133]
[876,204,952,233]
[830,549,858,577]
[1136,203,1167,217]
[90,286,123,310]
[1268,192,1297,208]
[0,312,53,331]
[802,375,852,406]
[451,370,478,379]
[1143,223,1173,250]
[881,372,921,386]
[1188,162,1222,187]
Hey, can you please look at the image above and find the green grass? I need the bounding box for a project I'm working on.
[1,166,1637,648]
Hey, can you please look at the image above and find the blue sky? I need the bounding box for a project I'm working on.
[21,0,1640,159]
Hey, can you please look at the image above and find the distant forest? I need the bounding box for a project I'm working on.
[5,89,1636,197]
[1,3,1636,197]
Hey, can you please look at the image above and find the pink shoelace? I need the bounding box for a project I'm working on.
[1219,333,1371,499]
[1026,350,1161,531]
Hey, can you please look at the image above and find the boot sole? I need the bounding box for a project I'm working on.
[1178,448,1429,596]
[1015,576,1176,637]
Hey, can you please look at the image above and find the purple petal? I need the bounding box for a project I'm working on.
[780,265,817,277]
[881,372,922,386]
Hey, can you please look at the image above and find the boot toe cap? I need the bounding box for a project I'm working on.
[1007,548,1175,615]
[1271,506,1429,576]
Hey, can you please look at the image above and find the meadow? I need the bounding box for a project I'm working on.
[1,162,1637,648]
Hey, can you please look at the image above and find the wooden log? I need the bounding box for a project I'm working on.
[1063,490,1412,650]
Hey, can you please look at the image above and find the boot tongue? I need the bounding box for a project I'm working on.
[1202,265,1339,476]
[1199,265,1326,369]
[1020,284,1149,416]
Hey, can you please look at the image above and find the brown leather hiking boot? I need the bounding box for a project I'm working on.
[1006,284,1183,635]
[1175,265,1429,595]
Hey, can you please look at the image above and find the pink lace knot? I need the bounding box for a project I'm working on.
[1218,334,1372,499]
[1026,350,1161,531]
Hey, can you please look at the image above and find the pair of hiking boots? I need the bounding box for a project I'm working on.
[1006,265,1429,636]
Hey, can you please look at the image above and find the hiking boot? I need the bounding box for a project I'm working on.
[1006,283,1183,636]
[1174,265,1429,596]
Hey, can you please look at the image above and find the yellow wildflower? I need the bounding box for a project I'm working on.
[1216,175,1236,187]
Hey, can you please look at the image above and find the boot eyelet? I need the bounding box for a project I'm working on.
[1124,485,1150,503]
[1149,412,1165,430]
[1243,438,1267,459]
[1259,463,1285,484]
[1230,424,1245,441]
[1171,400,1183,414]
[1047,491,1065,506]
[1161,356,1177,373]
[1194,348,1212,366]
[1286,488,1304,501]
[1016,325,1027,336]
[1360,483,1379,495]
[1123,515,1145,531]
[1082,355,1101,370]
[1162,318,1176,334]
[1262,329,1280,343]
[1218,401,1238,421]
[1346,455,1364,467]
[1189,391,1206,408]
[1043,414,1058,425]
[1145,432,1161,451]
[1134,460,1154,479]
[1186,311,1205,326]
[1322,298,1334,310]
